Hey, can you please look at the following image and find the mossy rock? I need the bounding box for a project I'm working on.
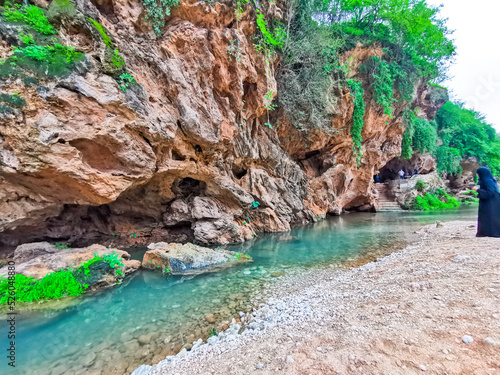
[101,47,126,76]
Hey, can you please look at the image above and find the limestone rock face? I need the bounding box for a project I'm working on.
[0,0,445,252]
[142,242,252,275]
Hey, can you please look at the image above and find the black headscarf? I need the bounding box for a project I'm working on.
[477,167,499,192]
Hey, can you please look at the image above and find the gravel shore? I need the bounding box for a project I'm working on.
[134,220,500,375]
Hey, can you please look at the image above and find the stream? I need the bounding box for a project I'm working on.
[0,207,477,375]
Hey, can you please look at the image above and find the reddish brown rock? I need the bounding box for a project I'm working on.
[0,1,445,252]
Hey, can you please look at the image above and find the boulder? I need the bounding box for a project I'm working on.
[142,242,252,275]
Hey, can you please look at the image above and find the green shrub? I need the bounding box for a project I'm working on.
[117,73,135,92]
[412,118,438,154]
[413,192,460,211]
[435,145,462,176]
[415,180,426,192]
[11,43,84,77]
[370,57,394,115]
[255,11,286,51]
[463,189,478,197]
[3,4,56,35]
[142,0,179,36]
[101,251,124,276]
[436,101,500,176]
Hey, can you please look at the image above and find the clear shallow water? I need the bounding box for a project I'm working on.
[0,208,477,375]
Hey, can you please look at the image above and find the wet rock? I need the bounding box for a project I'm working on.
[138,335,151,345]
[80,352,96,368]
[271,272,286,277]
[142,242,252,275]
[278,235,298,242]
[205,314,216,323]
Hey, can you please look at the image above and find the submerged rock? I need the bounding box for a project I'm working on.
[142,242,252,275]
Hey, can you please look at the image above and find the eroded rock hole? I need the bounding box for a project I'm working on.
[89,0,116,18]
[232,165,248,180]
[300,150,325,178]
[172,177,206,199]
[171,149,185,161]
[193,144,202,153]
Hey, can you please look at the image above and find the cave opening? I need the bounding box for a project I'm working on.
[377,155,435,183]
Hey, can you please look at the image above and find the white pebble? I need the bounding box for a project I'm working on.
[462,335,474,344]
[483,337,499,346]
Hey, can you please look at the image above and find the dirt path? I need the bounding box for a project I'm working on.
[138,221,500,375]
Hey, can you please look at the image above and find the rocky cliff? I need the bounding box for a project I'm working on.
[0,0,446,252]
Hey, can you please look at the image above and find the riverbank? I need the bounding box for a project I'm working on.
[138,220,500,375]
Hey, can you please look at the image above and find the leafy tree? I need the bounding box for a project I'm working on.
[435,101,500,176]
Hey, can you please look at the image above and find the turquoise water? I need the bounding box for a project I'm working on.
[0,208,477,375]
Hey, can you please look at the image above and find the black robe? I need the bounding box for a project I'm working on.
[477,188,500,237]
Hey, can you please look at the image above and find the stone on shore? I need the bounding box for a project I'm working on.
[142,242,252,275]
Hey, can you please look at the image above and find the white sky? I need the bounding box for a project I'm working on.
[427,0,500,131]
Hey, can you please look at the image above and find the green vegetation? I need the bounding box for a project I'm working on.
[347,79,365,164]
[142,0,179,36]
[0,4,84,79]
[435,101,500,176]
[413,188,460,211]
[3,4,56,35]
[87,17,113,48]
[255,11,286,51]
[117,72,135,92]
[461,190,479,205]
[402,100,500,177]
[276,0,454,159]
[0,251,124,305]
[415,180,426,192]
[86,18,133,90]
[0,93,26,113]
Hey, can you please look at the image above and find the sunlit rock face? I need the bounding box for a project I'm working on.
[0,0,444,252]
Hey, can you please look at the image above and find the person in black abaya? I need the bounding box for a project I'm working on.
[473,167,500,237]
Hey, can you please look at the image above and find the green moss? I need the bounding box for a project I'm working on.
[87,17,113,48]
[0,92,26,108]
[142,0,179,36]
[10,43,84,77]
[3,4,56,35]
